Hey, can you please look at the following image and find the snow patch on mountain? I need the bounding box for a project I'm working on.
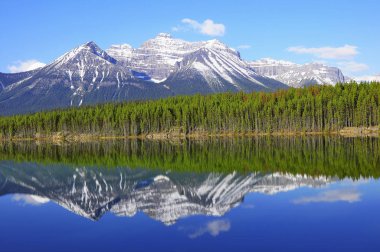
[106,33,241,80]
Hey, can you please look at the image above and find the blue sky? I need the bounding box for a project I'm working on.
[0,0,379,78]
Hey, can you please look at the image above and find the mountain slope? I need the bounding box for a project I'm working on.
[0,42,172,115]
[163,41,287,94]
[0,70,38,92]
[106,33,287,92]
[249,58,347,87]
[106,33,206,80]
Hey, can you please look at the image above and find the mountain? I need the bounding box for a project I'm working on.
[107,33,205,81]
[163,41,287,94]
[249,58,347,88]
[107,33,287,92]
[0,34,349,115]
[0,35,287,115]
[0,162,331,225]
[0,41,172,115]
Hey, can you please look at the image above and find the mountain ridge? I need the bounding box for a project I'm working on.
[249,58,348,87]
[0,34,348,115]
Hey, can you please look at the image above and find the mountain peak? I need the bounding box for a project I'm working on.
[106,44,134,61]
[156,33,172,39]
[81,41,106,55]
[205,39,227,47]
[203,39,235,52]
[84,41,97,47]
[251,58,297,67]
[54,41,117,65]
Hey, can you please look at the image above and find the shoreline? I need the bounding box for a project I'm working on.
[0,126,378,142]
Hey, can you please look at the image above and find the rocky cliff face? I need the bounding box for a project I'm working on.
[107,33,205,81]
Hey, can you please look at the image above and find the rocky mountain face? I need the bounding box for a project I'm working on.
[107,33,287,93]
[0,34,348,115]
[0,70,38,92]
[0,41,172,115]
[0,162,331,225]
[249,58,347,88]
[163,41,286,94]
[107,33,205,81]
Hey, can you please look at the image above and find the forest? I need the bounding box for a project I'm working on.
[0,81,379,138]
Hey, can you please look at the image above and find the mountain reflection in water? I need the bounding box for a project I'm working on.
[0,163,332,224]
[0,136,379,224]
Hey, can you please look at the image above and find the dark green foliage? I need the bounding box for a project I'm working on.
[0,82,379,138]
[0,137,379,179]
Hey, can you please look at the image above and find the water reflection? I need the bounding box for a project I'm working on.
[1,137,380,251]
[292,188,361,204]
[0,136,379,225]
[0,162,332,224]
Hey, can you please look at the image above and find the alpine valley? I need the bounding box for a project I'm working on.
[0,33,349,115]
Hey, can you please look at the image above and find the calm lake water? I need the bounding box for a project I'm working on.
[0,137,379,252]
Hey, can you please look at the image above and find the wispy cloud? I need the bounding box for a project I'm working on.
[7,59,46,73]
[337,61,369,73]
[189,220,231,239]
[174,18,226,36]
[171,26,180,32]
[236,44,251,50]
[287,45,358,59]
[12,194,50,206]
[293,189,361,204]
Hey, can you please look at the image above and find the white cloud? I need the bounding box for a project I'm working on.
[12,194,50,206]
[293,189,361,204]
[337,61,369,73]
[189,220,231,238]
[353,74,380,82]
[287,45,358,59]
[181,18,225,36]
[7,59,46,73]
[237,44,251,50]
[171,26,180,32]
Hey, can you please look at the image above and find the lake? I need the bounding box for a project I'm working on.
[0,137,379,252]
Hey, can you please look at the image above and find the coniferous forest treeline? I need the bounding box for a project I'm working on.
[0,82,379,138]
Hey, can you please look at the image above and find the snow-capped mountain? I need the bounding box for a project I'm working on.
[106,33,287,92]
[0,34,349,115]
[249,58,347,87]
[0,163,331,225]
[107,33,204,81]
[0,41,172,115]
[164,43,286,94]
